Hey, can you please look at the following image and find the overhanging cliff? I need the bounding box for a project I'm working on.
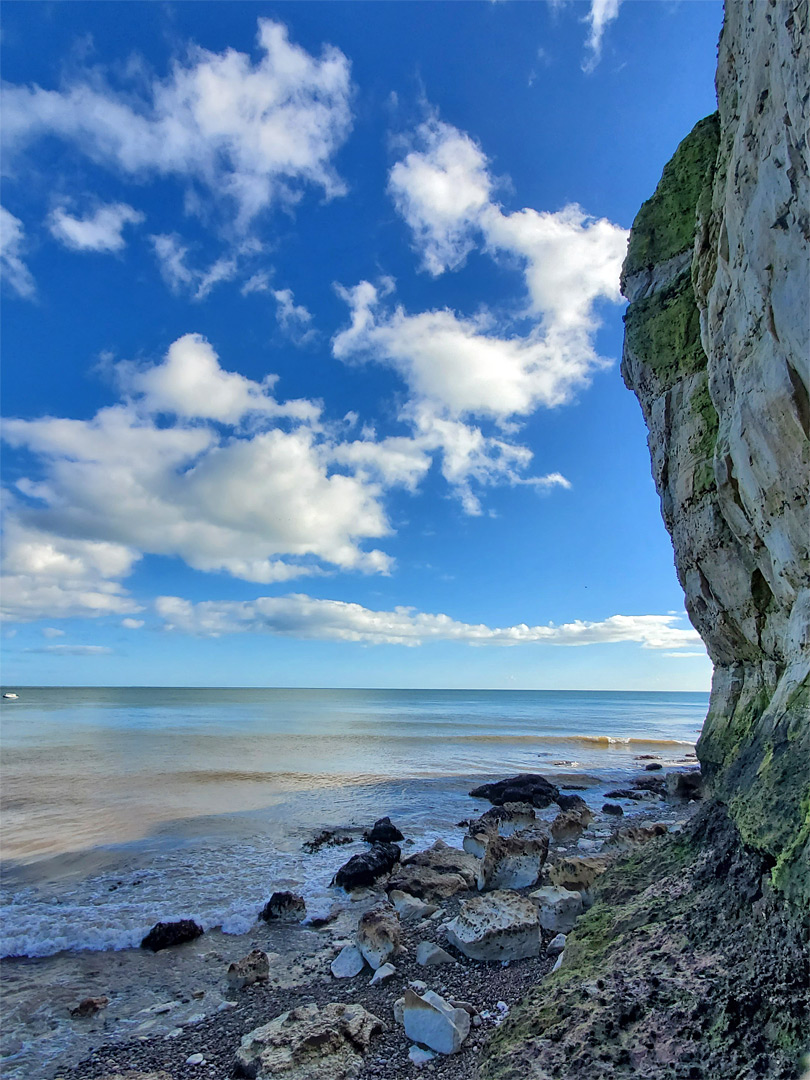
[621,0,809,903]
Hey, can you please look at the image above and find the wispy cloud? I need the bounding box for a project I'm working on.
[48,202,144,253]
[25,644,114,655]
[582,0,622,72]
[1,206,36,298]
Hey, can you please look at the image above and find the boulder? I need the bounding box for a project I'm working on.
[260,892,307,923]
[401,988,470,1055]
[462,831,490,859]
[666,770,703,800]
[140,919,203,952]
[387,865,469,901]
[227,949,271,989]
[356,903,401,970]
[364,817,404,843]
[330,944,365,979]
[469,773,559,809]
[555,793,589,812]
[389,890,438,922]
[632,775,667,795]
[401,840,479,887]
[602,802,624,816]
[415,940,456,966]
[70,996,109,1018]
[332,843,400,890]
[549,856,613,893]
[550,809,590,843]
[235,1002,384,1079]
[645,762,663,771]
[464,803,537,857]
[445,890,541,962]
[530,886,584,933]
[477,829,549,891]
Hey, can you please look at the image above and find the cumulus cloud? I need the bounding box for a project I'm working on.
[583,0,622,72]
[48,202,144,252]
[2,19,353,228]
[156,593,702,650]
[0,206,36,298]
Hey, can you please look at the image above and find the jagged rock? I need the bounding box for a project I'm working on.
[401,988,471,1055]
[389,889,438,922]
[140,919,204,952]
[364,817,404,843]
[549,856,613,893]
[234,1002,384,1079]
[530,886,584,933]
[260,892,307,923]
[402,840,479,887]
[546,932,566,956]
[332,843,400,890]
[604,823,669,851]
[330,944,365,979]
[470,774,559,809]
[227,949,271,989]
[550,809,591,842]
[369,962,395,984]
[464,803,538,857]
[602,802,624,816]
[632,775,667,795]
[477,829,549,890]
[356,903,401,969]
[445,890,541,961]
[666,770,703,800]
[388,865,469,901]
[303,830,353,855]
[70,996,109,1017]
[415,940,456,966]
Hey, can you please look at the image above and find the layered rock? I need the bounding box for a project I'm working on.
[621,0,809,903]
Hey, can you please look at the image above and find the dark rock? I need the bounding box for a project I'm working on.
[602,803,625,816]
[260,891,307,922]
[302,829,353,854]
[645,762,663,771]
[469,773,559,809]
[556,793,589,812]
[333,843,401,890]
[605,789,646,801]
[364,816,404,843]
[140,919,204,952]
[666,770,703,800]
[632,774,667,795]
[70,996,109,1018]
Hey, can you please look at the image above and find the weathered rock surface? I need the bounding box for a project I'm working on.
[355,903,401,970]
[260,892,307,923]
[550,808,591,842]
[227,948,271,989]
[549,856,613,893]
[621,0,809,903]
[332,843,400,891]
[666,770,703,800]
[388,840,478,899]
[469,774,559,809]
[140,919,204,952]
[401,988,470,1055]
[235,1002,384,1079]
[445,890,541,962]
[529,885,584,933]
[477,829,549,891]
[401,840,479,887]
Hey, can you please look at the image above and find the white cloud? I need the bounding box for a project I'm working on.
[156,592,703,650]
[582,0,622,72]
[273,287,315,342]
[2,19,354,228]
[121,618,144,629]
[26,644,114,655]
[42,627,65,637]
[48,202,144,252]
[241,271,271,296]
[0,206,36,298]
[149,234,242,300]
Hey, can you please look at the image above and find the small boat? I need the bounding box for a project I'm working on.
[3,692,19,699]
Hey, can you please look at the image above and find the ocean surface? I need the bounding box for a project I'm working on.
[0,687,708,960]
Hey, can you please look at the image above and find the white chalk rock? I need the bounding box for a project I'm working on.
[546,932,567,955]
[330,943,365,979]
[530,885,584,933]
[370,962,395,984]
[415,940,456,967]
[401,988,470,1055]
[356,903,401,970]
[445,890,540,962]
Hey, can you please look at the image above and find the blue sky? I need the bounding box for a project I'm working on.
[0,0,722,689]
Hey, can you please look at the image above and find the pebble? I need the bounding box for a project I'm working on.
[409,1045,436,1066]
[185,1052,205,1065]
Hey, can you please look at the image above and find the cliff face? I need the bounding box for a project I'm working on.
[621,0,809,903]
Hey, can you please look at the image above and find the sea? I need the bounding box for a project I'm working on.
[0,686,708,962]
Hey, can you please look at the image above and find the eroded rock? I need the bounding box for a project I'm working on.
[549,856,613,893]
[530,886,584,933]
[356,903,401,970]
[227,949,271,989]
[477,829,549,891]
[445,890,541,961]
[260,892,307,923]
[469,774,559,809]
[401,988,470,1055]
[333,843,400,891]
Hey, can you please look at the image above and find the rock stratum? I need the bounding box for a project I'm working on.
[480,2,809,1077]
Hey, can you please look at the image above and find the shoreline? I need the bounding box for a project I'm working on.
[1,763,699,1080]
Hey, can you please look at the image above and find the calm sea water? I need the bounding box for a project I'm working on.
[0,687,707,958]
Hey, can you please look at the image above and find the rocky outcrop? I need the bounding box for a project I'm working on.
[621,0,809,903]
[139,919,204,952]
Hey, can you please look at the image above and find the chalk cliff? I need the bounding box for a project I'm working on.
[622,0,809,902]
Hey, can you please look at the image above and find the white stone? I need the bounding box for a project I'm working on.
[389,890,438,922]
[330,943,365,979]
[185,1054,205,1065]
[401,988,470,1055]
[546,932,567,955]
[370,962,395,984]
[415,940,456,967]
[408,1045,436,1066]
[530,886,584,933]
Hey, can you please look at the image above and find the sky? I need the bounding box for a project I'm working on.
[0,0,724,690]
